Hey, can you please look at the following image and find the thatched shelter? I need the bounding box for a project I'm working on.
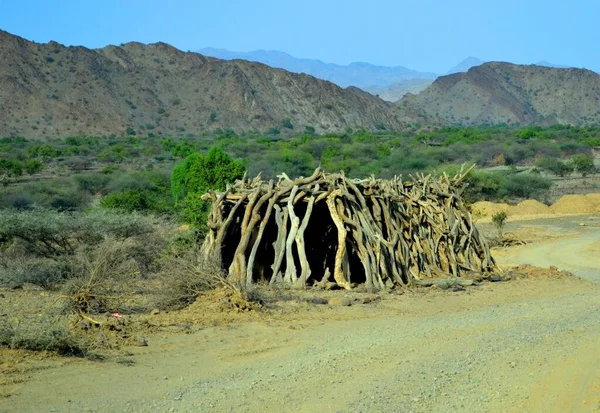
[201,167,497,290]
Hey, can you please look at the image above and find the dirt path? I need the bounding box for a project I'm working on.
[2,219,600,413]
[496,225,600,282]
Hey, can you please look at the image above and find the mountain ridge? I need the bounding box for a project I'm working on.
[399,62,600,126]
[197,47,438,89]
[0,30,408,138]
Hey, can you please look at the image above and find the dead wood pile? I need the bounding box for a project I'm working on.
[201,167,497,290]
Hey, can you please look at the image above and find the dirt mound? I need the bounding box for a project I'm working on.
[550,194,600,214]
[471,201,510,217]
[509,200,551,216]
[506,264,577,280]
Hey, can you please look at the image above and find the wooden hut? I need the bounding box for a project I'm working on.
[202,167,496,290]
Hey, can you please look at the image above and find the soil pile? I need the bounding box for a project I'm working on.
[510,200,551,216]
[550,194,600,214]
[471,201,510,217]
[473,193,600,218]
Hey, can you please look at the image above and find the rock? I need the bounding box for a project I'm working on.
[150,308,160,315]
[489,275,505,282]
[136,338,148,347]
[328,297,351,306]
[308,297,328,305]
[578,222,587,226]
[549,265,558,271]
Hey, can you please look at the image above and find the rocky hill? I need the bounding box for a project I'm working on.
[0,31,407,138]
[399,62,600,126]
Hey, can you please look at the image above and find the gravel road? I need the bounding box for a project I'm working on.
[2,220,600,413]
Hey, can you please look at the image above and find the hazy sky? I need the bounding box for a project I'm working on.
[1,0,598,73]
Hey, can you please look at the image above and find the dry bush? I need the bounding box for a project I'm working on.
[0,318,92,357]
[157,250,246,309]
[61,238,142,314]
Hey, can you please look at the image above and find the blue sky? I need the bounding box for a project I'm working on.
[1,0,598,73]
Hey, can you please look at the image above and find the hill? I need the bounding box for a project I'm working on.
[0,31,407,138]
[197,47,437,89]
[365,79,434,102]
[446,57,485,74]
[399,62,600,126]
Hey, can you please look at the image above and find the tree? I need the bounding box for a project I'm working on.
[171,148,245,229]
[569,154,596,177]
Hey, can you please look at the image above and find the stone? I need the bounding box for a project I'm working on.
[150,308,160,315]
[328,297,351,306]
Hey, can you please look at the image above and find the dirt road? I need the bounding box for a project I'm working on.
[2,219,600,413]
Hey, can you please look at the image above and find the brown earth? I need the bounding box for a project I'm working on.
[1,215,600,412]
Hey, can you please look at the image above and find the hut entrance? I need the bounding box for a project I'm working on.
[243,200,364,285]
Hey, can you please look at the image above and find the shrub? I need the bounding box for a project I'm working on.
[569,154,596,176]
[158,250,232,309]
[74,173,112,195]
[24,159,43,175]
[0,191,34,210]
[0,319,91,356]
[101,189,150,212]
[0,209,154,258]
[0,158,24,178]
[499,173,552,199]
[61,238,142,314]
[171,148,245,228]
[536,157,573,177]
[0,258,70,288]
[492,211,508,237]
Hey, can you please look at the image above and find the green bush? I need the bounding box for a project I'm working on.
[0,158,24,178]
[101,189,150,212]
[281,118,294,129]
[11,180,90,211]
[171,147,245,228]
[536,157,573,177]
[499,173,552,199]
[569,154,596,176]
[73,173,112,194]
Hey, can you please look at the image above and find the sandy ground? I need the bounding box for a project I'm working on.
[1,216,600,413]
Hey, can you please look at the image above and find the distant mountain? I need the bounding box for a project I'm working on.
[197,47,438,89]
[399,62,600,126]
[0,30,408,138]
[536,60,570,69]
[365,79,434,102]
[446,57,485,74]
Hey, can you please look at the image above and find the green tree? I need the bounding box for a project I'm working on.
[569,154,596,177]
[171,148,245,229]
